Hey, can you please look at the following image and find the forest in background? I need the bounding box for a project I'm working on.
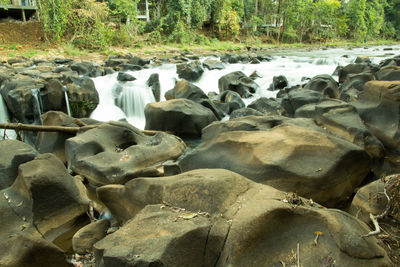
[31,0,400,49]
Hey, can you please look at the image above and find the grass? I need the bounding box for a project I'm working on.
[63,43,89,57]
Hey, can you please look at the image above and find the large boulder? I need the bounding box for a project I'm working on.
[65,76,99,118]
[147,73,161,102]
[0,153,89,267]
[339,72,375,102]
[303,74,339,98]
[176,61,204,81]
[165,80,208,102]
[218,90,245,114]
[145,99,217,137]
[281,89,326,116]
[218,71,258,98]
[0,77,46,122]
[95,169,391,266]
[70,61,97,76]
[179,124,372,206]
[247,97,282,115]
[35,111,99,163]
[269,75,288,91]
[352,80,400,152]
[66,121,186,186]
[313,101,384,159]
[338,63,376,83]
[375,66,400,81]
[72,219,110,254]
[202,58,224,70]
[0,140,38,190]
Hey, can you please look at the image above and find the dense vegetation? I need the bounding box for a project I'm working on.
[35,0,399,48]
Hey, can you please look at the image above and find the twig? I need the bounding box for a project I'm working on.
[297,243,300,267]
[363,188,391,237]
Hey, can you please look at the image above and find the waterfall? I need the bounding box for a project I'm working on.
[31,88,43,125]
[63,86,72,117]
[117,81,156,130]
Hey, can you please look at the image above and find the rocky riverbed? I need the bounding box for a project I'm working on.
[0,48,400,266]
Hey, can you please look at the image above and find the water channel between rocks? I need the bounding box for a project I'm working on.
[89,45,400,130]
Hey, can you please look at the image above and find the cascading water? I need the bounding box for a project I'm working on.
[117,80,156,130]
[63,86,72,117]
[31,88,43,125]
[90,45,400,129]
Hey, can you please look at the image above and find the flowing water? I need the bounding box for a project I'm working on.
[90,45,399,129]
[31,88,43,125]
[63,87,72,117]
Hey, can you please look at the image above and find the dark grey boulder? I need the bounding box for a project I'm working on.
[147,73,160,101]
[66,121,186,185]
[176,61,204,81]
[145,99,218,137]
[218,71,258,98]
[117,72,136,82]
[248,97,282,115]
[202,58,224,70]
[0,140,38,190]
[303,74,339,98]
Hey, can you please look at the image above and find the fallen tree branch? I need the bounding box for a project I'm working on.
[363,188,391,237]
[0,123,160,136]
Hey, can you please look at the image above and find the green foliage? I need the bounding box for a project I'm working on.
[0,0,10,4]
[108,0,139,22]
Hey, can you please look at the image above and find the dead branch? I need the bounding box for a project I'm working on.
[0,123,160,136]
[363,188,391,237]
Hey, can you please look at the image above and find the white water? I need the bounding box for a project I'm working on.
[63,87,72,117]
[90,45,400,129]
[31,88,43,125]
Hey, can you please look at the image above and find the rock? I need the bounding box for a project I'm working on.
[202,58,224,70]
[117,72,136,82]
[269,75,288,91]
[349,179,388,224]
[146,73,160,102]
[35,111,97,163]
[105,57,129,68]
[0,77,46,122]
[95,169,391,266]
[127,55,150,66]
[179,124,372,206]
[352,80,400,152]
[247,97,282,115]
[218,71,258,98]
[70,61,96,76]
[176,61,204,81]
[355,56,371,64]
[339,72,375,102]
[145,99,217,137]
[54,58,73,64]
[119,64,142,71]
[220,53,241,64]
[375,66,400,81]
[281,89,326,116]
[0,153,89,267]
[229,107,263,119]
[165,80,208,102]
[219,90,245,114]
[198,98,226,120]
[66,121,186,185]
[66,76,99,118]
[303,74,339,98]
[0,140,38,190]
[72,219,110,254]
[338,63,376,83]
[249,70,262,80]
[40,79,65,112]
[313,101,384,159]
